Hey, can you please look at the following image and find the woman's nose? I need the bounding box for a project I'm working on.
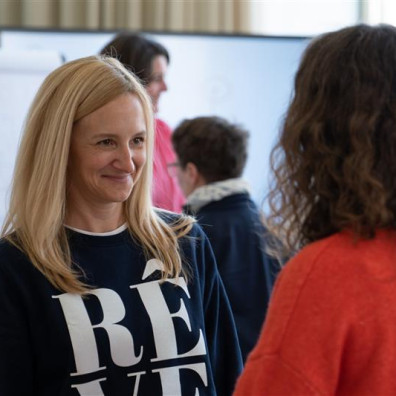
[114,146,135,173]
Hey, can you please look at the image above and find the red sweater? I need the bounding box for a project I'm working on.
[234,230,396,396]
[152,119,185,212]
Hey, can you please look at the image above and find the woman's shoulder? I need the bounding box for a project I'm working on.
[282,232,357,280]
[0,237,32,277]
[278,229,396,300]
[155,118,172,134]
[0,237,25,261]
[290,229,396,270]
[155,209,202,236]
[155,209,182,223]
[289,232,346,266]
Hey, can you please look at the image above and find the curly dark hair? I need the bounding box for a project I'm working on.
[172,116,249,183]
[268,24,396,254]
[100,33,169,85]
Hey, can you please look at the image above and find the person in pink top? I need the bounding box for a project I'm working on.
[101,33,185,212]
[234,24,396,396]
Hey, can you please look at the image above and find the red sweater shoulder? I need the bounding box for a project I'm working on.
[235,230,396,396]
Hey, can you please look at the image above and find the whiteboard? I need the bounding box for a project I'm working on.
[0,48,63,223]
[0,29,308,221]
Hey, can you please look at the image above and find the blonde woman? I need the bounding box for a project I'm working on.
[0,56,242,396]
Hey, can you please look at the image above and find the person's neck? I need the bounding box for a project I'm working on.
[65,201,125,233]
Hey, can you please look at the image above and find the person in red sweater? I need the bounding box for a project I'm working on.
[100,33,185,212]
[234,24,396,396]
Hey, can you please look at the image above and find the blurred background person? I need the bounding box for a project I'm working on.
[0,55,242,395]
[101,33,185,212]
[172,116,279,363]
[235,23,396,395]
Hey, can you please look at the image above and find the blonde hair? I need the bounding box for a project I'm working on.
[2,55,194,293]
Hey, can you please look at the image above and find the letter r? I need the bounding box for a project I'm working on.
[53,288,143,375]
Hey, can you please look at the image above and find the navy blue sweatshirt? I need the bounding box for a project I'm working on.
[0,222,242,395]
[185,193,279,363]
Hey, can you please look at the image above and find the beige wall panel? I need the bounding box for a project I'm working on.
[164,0,185,31]
[143,0,165,31]
[220,0,234,33]
[102,0,116,28]
[0,0,251,32]
[0,1,21,26]
[183,1,195,32]
[194,1,220,33]
[59,0,86,28]
[22,0,56,27]
[235,0,252,33]
[86,0,100,28]
[125,0,143,30]
[114,0,127,28]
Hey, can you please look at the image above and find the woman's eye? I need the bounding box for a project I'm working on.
[98,139,114,146]
[149,75,164,84]
[133,137,145,146]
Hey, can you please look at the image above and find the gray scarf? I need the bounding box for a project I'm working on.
[185,178,251,212]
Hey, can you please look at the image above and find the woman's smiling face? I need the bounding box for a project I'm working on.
[67,93,147,210]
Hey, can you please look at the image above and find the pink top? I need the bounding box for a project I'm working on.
[152,118,185,212]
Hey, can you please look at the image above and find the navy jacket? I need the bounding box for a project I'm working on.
[0,221,242,395]
[185,193,279,362]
